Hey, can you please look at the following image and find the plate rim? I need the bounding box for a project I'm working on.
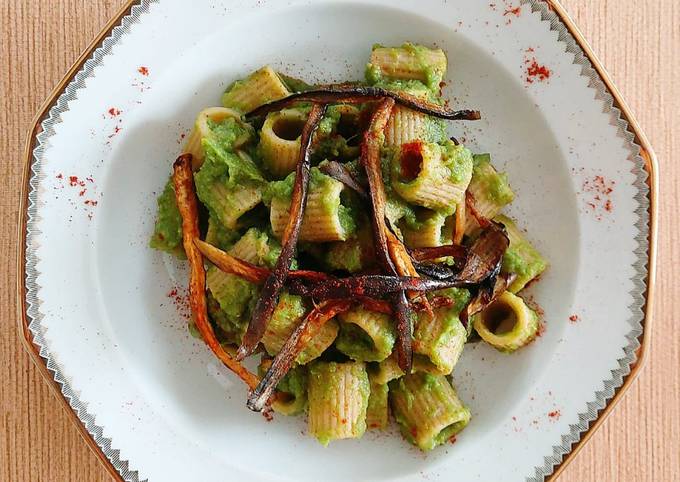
[16,1,658,481]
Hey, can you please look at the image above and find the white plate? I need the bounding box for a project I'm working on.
[20,1,656,481]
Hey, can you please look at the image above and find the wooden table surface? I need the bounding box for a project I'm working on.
[1,1,677,480]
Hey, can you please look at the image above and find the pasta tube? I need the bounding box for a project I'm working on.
[391,140,473,212]
[269,168,356,242]
[336,307,396,362]
[472,291,539,352]
[258,109,308,178]
[371,354,405,385]
[464,154,514,236]
[222,65,291,113]
[495,215,548,293]
[413,304,468,375]
[401,209,452,248]
[308,361,370,445]
[369,43,447,89]
[389,373,470,451]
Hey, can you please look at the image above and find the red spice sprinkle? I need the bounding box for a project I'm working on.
[167,287,190,320]
[489,3,497,10]
[548,410,561,420]
[448,436,457,445]
[526,59,551,83]
[410,427,418,438]
[56,173,63,179]
[535,322,546,337]
[504,6,521,17]
[86,176,95,183]
[138,66,149,76]
[512,416,517,421]
[69,175,85,187]
[569,314,580,323]
[108,107,121,117]
[84,200,98,206]
[108,126,122,139]
[581,174,615,220]
[79,189,87,197]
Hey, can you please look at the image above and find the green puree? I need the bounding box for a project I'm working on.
[149,179,184,258]
[442,143,475,185]
[195,125,263,191]
[472,154,514,205]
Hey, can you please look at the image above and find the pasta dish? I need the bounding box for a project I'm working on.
[150,43,547,450]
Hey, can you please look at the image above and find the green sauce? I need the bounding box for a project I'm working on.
[149,178,184,258]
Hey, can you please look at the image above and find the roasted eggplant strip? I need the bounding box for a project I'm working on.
[358,297,393,315]
[410,244,468,262]
[291,223,509,300]
[455,223,509,284]
[246,84,481,121]
[319,161,368,198]
[195,239,332,284]
[360,98,415,372]
[412,261,458,280]
[172,154,260,390]
[238,103,328,360]
[289,274,468,299]
[247,299,352,412]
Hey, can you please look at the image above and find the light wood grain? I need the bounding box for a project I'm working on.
[1,1,677,481]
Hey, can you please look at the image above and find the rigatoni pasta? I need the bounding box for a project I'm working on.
[400,209,452,248]
[496,215,548,293]
[222,65,291,113]
[390,373,471,451]
[464,153,515,236]
[391,140,473,212]
[336,307,396,362]
[472,291,539,352]
[259,109,308,178]
[308,361,370,445]
[268,167,356,242]
[369,43,447,89]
